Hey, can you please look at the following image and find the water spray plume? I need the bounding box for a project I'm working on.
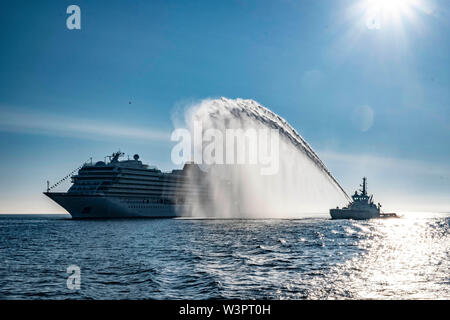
[180,97,350,218]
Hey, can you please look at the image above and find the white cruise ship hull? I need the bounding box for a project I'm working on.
[45,192,186,219]
[44,153,218,219]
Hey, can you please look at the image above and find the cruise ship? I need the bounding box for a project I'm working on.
[44,152,213,218]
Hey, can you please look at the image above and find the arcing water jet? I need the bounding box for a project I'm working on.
[179,98,349,218]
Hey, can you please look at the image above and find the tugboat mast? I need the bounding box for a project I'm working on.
[361,177,367,196]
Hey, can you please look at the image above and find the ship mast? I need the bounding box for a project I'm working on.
[362,177,367,196]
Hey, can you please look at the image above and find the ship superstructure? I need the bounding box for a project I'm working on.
[44,152,212,218]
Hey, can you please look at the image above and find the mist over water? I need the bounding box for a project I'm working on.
[180,98,349,218]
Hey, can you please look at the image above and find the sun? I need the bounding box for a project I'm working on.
[364,0,425,30]
[367,0,413,14]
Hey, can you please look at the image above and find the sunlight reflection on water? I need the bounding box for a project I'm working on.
[0,212,448,299]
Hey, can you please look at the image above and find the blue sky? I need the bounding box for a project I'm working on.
[0,0,449,213]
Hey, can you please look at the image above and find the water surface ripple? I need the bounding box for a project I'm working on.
[0,213,448,299]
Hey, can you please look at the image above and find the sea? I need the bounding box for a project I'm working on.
[0,212,448,300]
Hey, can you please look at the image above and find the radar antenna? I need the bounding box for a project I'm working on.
[109,151,124,163]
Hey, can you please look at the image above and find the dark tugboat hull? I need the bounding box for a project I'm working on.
[330,209,399,220]
[330,209,380,220]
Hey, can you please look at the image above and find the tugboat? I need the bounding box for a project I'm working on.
[330,177,398,220]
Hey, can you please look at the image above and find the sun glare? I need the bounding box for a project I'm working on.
[364,0,427,30]
[368,0,413,14]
